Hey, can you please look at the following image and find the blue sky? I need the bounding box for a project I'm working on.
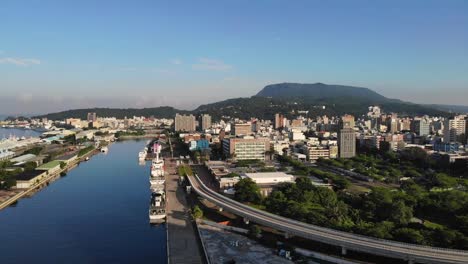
[1,0,467,114]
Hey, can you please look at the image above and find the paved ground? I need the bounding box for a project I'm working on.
[198,223,293,264]
[165,158,204,264]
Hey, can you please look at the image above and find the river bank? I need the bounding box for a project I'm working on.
[0,146,100,211]
[0,140,166,263]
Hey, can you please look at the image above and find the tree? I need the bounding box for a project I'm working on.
[234,178,262,204]
[192,205,203,219]
[24,161,37,171]
[392,228,425,245]
[389,200,413,225]
[249,224,262,238]
[60,162,67,169]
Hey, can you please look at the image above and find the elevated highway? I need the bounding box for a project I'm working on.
[187,169,468,264]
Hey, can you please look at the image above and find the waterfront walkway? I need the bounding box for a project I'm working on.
[165,158,204,264]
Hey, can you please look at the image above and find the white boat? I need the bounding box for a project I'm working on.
[138,151,146,160]
[100,146,108,153]
[85,156,90,161]
[149,187,166,220]
[150,143,165,186]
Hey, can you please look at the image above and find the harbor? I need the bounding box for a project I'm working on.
[0,140,166,263]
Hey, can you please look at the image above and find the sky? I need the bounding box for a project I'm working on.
[1,0,467,115]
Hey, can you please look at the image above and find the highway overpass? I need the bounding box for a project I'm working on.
[187,170,468,264]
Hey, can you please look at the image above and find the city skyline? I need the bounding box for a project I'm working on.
[1,0,467,115]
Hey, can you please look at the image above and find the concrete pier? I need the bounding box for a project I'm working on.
[165,158,204,264]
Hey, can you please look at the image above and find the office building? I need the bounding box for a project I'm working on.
[443,116,466,143]
[174,113,196,132]
[222,137,269,160]
[233,123,252,136]
[339,128,356,158]
[340,115,355,129]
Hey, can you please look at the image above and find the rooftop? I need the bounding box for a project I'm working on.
[16,170,45,181]
[10,154,37,163]
[37,160,61,170]
[56,152,78,161]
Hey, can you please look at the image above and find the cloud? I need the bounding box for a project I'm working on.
[192,58,232,71]
[0,57,41,66]
[170,58,182,65]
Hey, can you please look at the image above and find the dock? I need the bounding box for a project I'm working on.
[165,158,204,264]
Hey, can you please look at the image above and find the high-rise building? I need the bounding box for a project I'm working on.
[340,115,355,129]
[233,123,252,136]
[200,114,212,131]
[274,113,285,129]
[174,114,196,132]
[222,137,269,160]
[87,112,97,122]
[411,117,431,136]
[443,115,466,143]
[339,128,356,158]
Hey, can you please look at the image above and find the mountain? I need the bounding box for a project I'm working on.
[33,83,450,121]
[256,82,389,101]
[34,106,187,120]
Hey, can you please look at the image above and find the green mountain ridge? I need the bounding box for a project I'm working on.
[31,83,453,121]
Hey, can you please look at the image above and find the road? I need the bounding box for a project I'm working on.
[189,165,468,264]
[165,158,204,264]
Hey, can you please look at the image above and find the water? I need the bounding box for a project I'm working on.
[0,140,166,264]
[0,127,42,139]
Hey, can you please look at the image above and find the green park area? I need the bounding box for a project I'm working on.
[232,148,468,250]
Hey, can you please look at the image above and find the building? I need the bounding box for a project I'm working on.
[36,160,62,175]
[306,146,330,160]
[339,128,356,158]
[242,172,295,196]
[412,117,431,136]
[15,170,48,189]
[87,112,97,122]
[222,137,269,160]
[275,113,285,129]
[174,114,196,132]
[444,116,466,144]
[289,129,305,141]
[200,114,212,131]
[10,154,37,165]
[340,115,355,129]
[55,153,78,165]
[233,123,252,136]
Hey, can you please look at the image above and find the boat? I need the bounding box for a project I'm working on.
[149,187,166,221]
[138,151,146,160]
[150,143,165,186]
[100,146,108,153]
[85,156,90,161]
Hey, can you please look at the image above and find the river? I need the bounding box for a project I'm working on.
[0,140,166,263]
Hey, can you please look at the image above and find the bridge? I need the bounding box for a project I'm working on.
[187,170,468,264]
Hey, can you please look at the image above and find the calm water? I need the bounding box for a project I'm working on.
[0,140,166,264]
[0,127,42,138]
